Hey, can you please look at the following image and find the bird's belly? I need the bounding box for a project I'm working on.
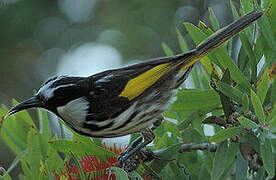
[79,89,177,138]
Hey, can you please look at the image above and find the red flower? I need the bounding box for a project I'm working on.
[53,143,124,180]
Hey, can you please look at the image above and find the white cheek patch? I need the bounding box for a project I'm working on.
[57,97,89,125]
[38,83,75,101]
[38,81,55,100]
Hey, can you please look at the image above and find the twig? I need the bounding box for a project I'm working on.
[178,143,217,153]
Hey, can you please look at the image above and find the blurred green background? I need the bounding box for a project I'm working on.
[0,0,240,178]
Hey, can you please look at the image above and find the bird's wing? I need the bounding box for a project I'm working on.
[85,53,194,122]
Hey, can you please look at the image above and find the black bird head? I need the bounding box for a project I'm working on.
[7,76,87,116]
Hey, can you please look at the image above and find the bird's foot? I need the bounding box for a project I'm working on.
[118,148,154,172]
[118,128,155,172]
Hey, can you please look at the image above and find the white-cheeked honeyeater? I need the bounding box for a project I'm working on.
[7,10,263,168]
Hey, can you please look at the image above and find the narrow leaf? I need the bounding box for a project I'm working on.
[2,150,28,178]
[235,150,248,180]
[215,81,243,104]
[49,140,115,161]
[26,127,42,178]
[37,108,51,140]
[162,42,174,56]
[209,127,243,143]
[242,94,249,111]
[149,144,182,173]
[211,141,227,180]
[230,0,240,21]
[239,31,257,84]
[129,171,144,180]
[109,167,129,179]
[237,116,259,129]
[271,78,276,105]
[260,137,275,178]
[208,7,220,31]
[225,142,239,172]
[251,90,265,124]
[71,153,86,180]
[176,28,189,52]
[257,74,269,105]
[171,89,221,112]
[269,103,276,122]
[258,14,276,65]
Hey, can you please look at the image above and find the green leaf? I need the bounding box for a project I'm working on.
[168,161,187,179]
[26,127,42,178]
[149,143,182,173]
[257,14,276,65]
[2,150,28,178]
[237,116,259,129]
[178,111,199,130]
[242,94,249,111]
[215,81,244,104]
[49,139,115,161]
[257,74,269,105]
[254,168,266,180]
[109,167,129,179]
[171,89,221,112]
[260,137,275,178]
[224,142,239,172]
[269,104,276,129]
[230,0,240,21]
[240,0,253,14]
[162,42,174,56]
[37,108,51,140]
[71,153,86,180]
[129,171,144,180]
[44,163,55,180]
[198,21,213,36]
[184,22,220,66]
[20,160,34,180]
[1,171,12,180]
[239,31,257,84]
[0,104,35,154]
[251,90,265,124]
[181,128,204,143]
[211,141,227,180]
[241,132,260,153]
[217,69,234,120]
[176,28,189,52]
[271,78,276,105]
[45,145,64,172]
[235,150,248,180]
[184,22,207,45]
[208,7,220,31]
[240,0,254,37]
[209,127,243,143]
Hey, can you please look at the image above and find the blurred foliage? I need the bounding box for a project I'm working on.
[1,0,276,179]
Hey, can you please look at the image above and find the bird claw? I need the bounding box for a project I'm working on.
[118,148,154,172]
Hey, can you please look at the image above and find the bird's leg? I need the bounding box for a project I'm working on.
[118,117,163,171]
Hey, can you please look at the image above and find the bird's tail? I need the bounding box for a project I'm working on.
[179,10,263,70]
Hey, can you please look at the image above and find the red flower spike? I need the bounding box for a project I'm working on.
[53,143,130,180]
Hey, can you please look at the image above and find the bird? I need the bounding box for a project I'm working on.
[7,10,263,171]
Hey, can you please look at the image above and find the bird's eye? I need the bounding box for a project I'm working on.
[37,95,46,105]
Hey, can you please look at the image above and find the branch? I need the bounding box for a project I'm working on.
[178,143,217,153]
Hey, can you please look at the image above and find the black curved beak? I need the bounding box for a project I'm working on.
[7,97,39,116]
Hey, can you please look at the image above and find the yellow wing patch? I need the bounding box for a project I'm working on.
[119,63,172,100]
[180,57,200,72]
